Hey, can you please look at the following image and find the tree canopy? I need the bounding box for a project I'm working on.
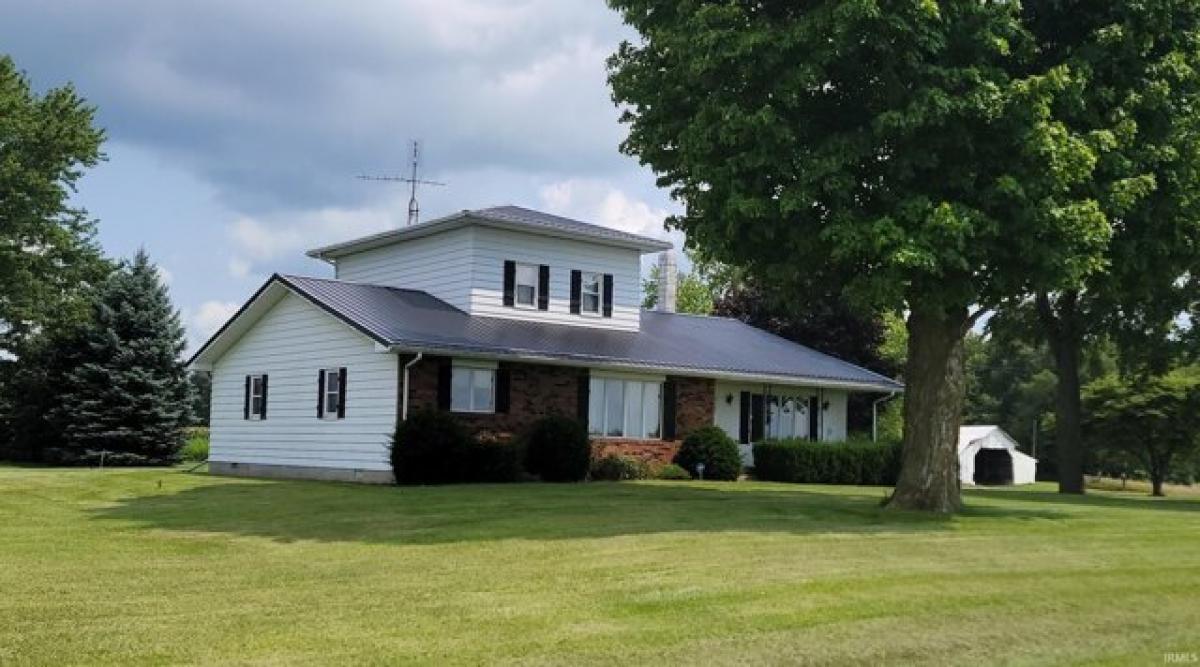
[608,0,1111,511]
[0,55,108,358]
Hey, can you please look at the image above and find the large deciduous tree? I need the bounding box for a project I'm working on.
[1018,2,1200,494]
[0,55,108,358]
[607,1,1108,511]
[1083,367,1200,497]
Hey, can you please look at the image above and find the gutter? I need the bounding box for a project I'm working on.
[385,343,904,394]
[401,352,423,421]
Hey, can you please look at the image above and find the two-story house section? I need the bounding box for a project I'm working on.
[190,205,902,483]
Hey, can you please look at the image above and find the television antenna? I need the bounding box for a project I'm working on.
[357,140,445,226]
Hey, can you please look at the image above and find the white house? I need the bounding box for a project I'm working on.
[190,206,902,482]
[958,425,1037,486]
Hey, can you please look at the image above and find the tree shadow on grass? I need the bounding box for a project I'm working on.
[968,487,1200,514]
[88,477,1065,546]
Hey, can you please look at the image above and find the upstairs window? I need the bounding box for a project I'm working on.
[581,272,601,314]
[515,263,538,307]
[504,261,549,310]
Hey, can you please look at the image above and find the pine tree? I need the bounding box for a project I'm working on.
[50,250,190,465]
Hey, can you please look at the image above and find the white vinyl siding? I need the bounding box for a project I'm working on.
[470,227,642,331]
[334,226,474,311]
[209,292,397,471]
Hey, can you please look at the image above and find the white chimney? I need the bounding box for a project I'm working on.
[657,251,677,313]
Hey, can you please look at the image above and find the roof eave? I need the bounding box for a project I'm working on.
[383,342,902,392]
[306,211,672,260]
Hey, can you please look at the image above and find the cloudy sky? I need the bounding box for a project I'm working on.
[1,1,681,350]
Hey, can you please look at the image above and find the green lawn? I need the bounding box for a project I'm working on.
[2,467,1198,665]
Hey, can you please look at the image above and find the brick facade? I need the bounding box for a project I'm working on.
[401,355,716,462]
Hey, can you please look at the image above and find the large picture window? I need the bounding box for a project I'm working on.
[452,364,495,413]
[588,376,661,439]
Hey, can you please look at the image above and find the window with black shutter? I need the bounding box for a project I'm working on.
[246,374,267,420]
[319,368,347,420]
[602,274,614,317]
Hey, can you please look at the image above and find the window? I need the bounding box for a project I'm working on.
[452,365,495,413]
[322,368,342,419]
[588,376,661,439]
[246,374,267,420]
[515,264,538,308]
[580,272,601,314]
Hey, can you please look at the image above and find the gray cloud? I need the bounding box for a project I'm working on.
[2,0,637,212]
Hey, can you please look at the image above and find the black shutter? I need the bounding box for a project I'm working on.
[260,375,268,419]
[317,369,326,419]
[602,274,614,317]
[244,375,251,420]
[662,380,677,440]
[577,372,590,424]
[738,391,750,443]
[808,395,820,441]
[537,265,550,310]
[437,360,453,411]
[337,367,347,419]
[495,366,511,413]
[569,270,582,314]
[751,394,765,442]
[502,260,516,307]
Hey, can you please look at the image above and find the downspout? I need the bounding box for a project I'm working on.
[401,352,424,421]
[872,392,898,442]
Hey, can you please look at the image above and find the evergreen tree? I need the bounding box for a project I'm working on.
[48,250,190,465]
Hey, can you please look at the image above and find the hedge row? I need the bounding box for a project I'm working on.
[390,411,589,485]
[752,437,902,486]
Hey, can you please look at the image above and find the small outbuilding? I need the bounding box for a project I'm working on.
[958,425,1037,486]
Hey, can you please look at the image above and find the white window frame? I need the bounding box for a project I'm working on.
[514,263,539,309]
[580,271,601,316]
[451,360,497,413]
[249,374,266,421]
[322,368,342,420]
[587,372,663,439]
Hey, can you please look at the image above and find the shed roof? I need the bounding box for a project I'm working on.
[190,274,902,392]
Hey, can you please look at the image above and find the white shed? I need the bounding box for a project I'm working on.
[959,425,1037,486]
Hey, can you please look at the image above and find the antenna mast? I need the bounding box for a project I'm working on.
[357,140,446,226]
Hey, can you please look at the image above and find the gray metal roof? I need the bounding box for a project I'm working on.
[307,205,673,260]
[274,274,901,391]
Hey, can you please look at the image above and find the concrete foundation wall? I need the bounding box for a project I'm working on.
[210,461,394,484]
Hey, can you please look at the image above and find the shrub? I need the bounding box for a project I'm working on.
[524,415,591,482]
[390,410,473,485]
[590,454,650,481]
[181,427,209,462]
[653,463,691,480]
[674,426,741,481]
[753,437,902,486]
[463,439,524,483]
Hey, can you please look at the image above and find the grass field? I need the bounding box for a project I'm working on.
[2,466,1198,665]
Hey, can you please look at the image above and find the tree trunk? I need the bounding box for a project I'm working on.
[886,304,967,513]
[1036,291,1085,495]
[1151,475,1165,497]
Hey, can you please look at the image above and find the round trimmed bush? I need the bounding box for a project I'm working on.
[590,454,650,481]
[524,415,591,482]
[653,463,691,480]
[390,409,471,485]
[673,426,742,481]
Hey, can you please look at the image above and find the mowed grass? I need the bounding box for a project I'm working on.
[1,467,1198,666]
